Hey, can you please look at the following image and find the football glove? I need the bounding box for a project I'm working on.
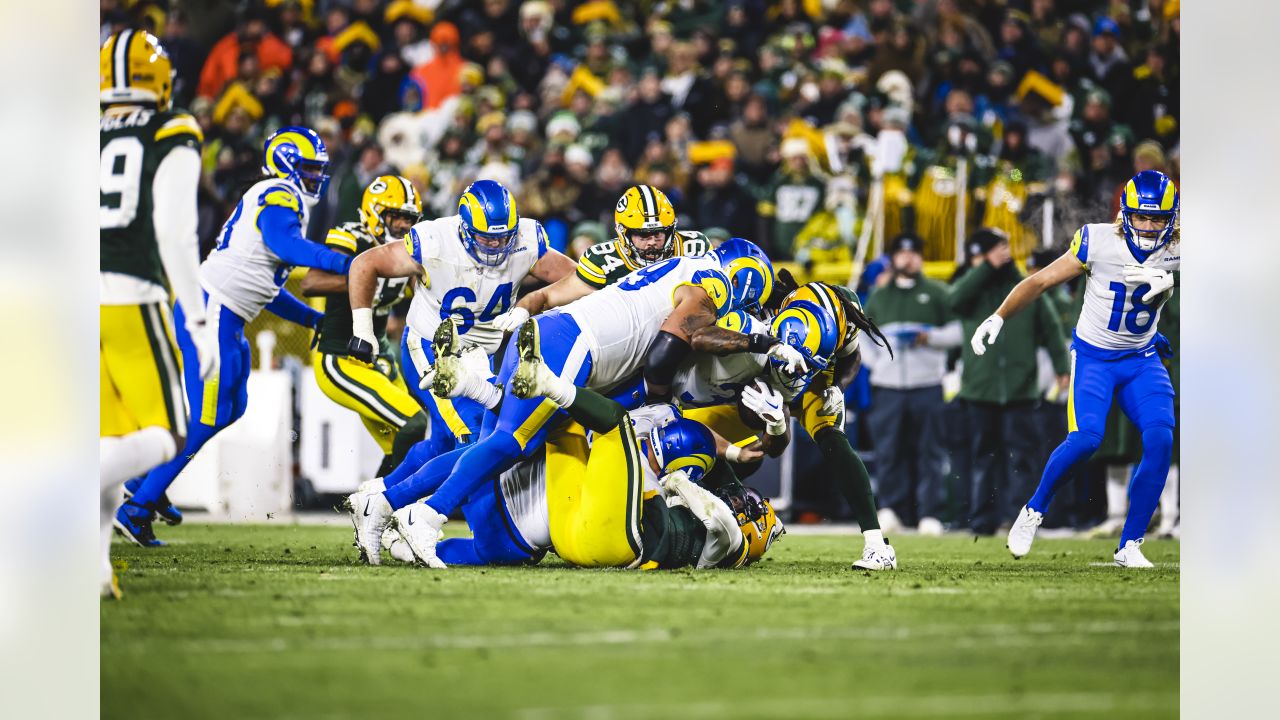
[970,314,1004,356]
[820,385,845,419]
[186,318,220,381]
[348,308,378,363]
[741,379,786,436]
[1123,264,1175,296]
[766,343,808,375]
[491,306,530,333]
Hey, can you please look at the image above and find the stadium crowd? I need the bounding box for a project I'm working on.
[100,0,1180,536]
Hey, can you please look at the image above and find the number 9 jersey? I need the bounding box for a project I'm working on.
[1070,223,1180,350]
[403,215,548,355]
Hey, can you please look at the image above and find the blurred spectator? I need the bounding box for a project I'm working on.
[862,234,963,534]
[198,11,293,100]
[411,21,464,110]
[948,229,1069,535]
[758,138,825,259]
[1087,16,1131,106]
[690,158,757,238]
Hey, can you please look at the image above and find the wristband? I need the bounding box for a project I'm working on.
[765,420,787,436]
[352,307,375,341]
[725,444,743,463]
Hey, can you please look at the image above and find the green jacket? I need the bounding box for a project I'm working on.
[949,261,1070,404]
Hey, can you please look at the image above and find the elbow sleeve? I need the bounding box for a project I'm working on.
[642,331,691,395]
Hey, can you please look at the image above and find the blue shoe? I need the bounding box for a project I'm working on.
[123,479,183,526]
[113,501,164,548]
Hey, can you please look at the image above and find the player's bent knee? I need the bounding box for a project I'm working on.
[1067,430,1104,454]
[1141,426,1174,458]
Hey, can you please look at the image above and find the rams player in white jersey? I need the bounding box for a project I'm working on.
[343,179,574,480]
[972,170,1180,568]
[346,243,807,566]
[99,30,217,596]
[116,126,354,547]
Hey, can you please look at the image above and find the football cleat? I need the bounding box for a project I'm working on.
[1114,538,1154,568]
[430,318,463,397]
[1007,505,1044,558]
[123,478,182,526]
[393,503,448,569]
[382,527,416,564]
[345,490,393,565]
[113,501,164,548]
[356,477,386,494]
[101,569,123,600]
[852,540,897,571]
[510,319,547,400]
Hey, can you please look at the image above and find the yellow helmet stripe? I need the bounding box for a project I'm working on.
[506,193,518,228]
[461,192,488,231]
[665,454,714,475]
[1160,179,1177,210]
[1124,180,1139,210]
[114,29,134,91]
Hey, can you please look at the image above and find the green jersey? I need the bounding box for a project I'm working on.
[316,222,412,355]
[99,107,202,286]
[574,230,712,288]
[759,172,825,256]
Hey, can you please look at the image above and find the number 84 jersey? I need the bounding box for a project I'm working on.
[1071,223,1180,351]
[403,215,547,355]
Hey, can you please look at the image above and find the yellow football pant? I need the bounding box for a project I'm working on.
[100,303,185,438]
[312,351,421,454]
[545,420,646,568]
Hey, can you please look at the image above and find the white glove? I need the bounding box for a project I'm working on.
[766,343,809,376]
[741,380,786,436]
[970,314,1004,356]
[820,385,845,419]
[1123,264,1175,296]
[492,306,530,333]
[186,318,220,381]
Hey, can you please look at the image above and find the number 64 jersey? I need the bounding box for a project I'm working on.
[1070,223,1180,350]
[403,215,547,355]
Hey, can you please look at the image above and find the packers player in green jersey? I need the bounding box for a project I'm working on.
[488,184,712,333]
[301,176,428,479]
[99,29,217,598]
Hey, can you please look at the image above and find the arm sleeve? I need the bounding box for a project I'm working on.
[257,203,353,275]
[151,145,206,327]
[265,288,323,328]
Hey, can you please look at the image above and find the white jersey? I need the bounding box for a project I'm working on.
[200,178,311,322]
[672,314,770,409]
[564,255,732,390]
[404,215,546,355]
[1071,223,1180,350]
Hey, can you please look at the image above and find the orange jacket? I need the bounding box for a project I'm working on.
[198,32,294,100]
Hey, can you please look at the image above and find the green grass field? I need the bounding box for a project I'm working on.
[102,523,1178,719]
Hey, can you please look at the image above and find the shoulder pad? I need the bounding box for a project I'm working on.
[404,226,424,264]
[534,220,549,259]
[154,113,203,144]
[716,310,750,332]
[259,186,302,215]
[326,226,360,254]
[1069,225,1090,267]
[689,268,732,318]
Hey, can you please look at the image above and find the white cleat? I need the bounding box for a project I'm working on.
[1114,538,1154,568]
[383,527,416,564]
[1007,505,1044,559]
[917,517,945,536]
[852,541,897,570]
[101,570,122,600]
[346,490,393,566]
[510,320,550,400]
[394,503,448,569]
[356,477,386,494]
[876,507,903,534]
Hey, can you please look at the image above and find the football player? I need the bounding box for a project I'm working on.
[99,30,216,596]
[344,179,575,466]
[347,245,805,565]
[973,170,1180,568]
[116,126,355,547]
[487,184,712,332]
[302,176,426,478]
[386,386,782,570]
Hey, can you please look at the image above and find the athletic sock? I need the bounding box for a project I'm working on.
[1027,431,1103,513]
[100,427,176,489]
[563,386,626,434]
[540,368,578,408]
[863,529,885,548]
[1120,427,1174,547]
[815,428,880,532]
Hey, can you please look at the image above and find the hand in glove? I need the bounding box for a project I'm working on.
[970,314,1004,356]
[741,379,787,436]
[491,306,530,333]
[766,343,808,376]
[1123,264,1175,296]
[820,385,845,419]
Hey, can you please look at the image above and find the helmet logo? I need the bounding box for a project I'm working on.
[616,194,629,213]
[369,179,388,194]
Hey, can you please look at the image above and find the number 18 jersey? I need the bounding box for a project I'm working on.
[1071,223,1180,350]
[403,215,547,355]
